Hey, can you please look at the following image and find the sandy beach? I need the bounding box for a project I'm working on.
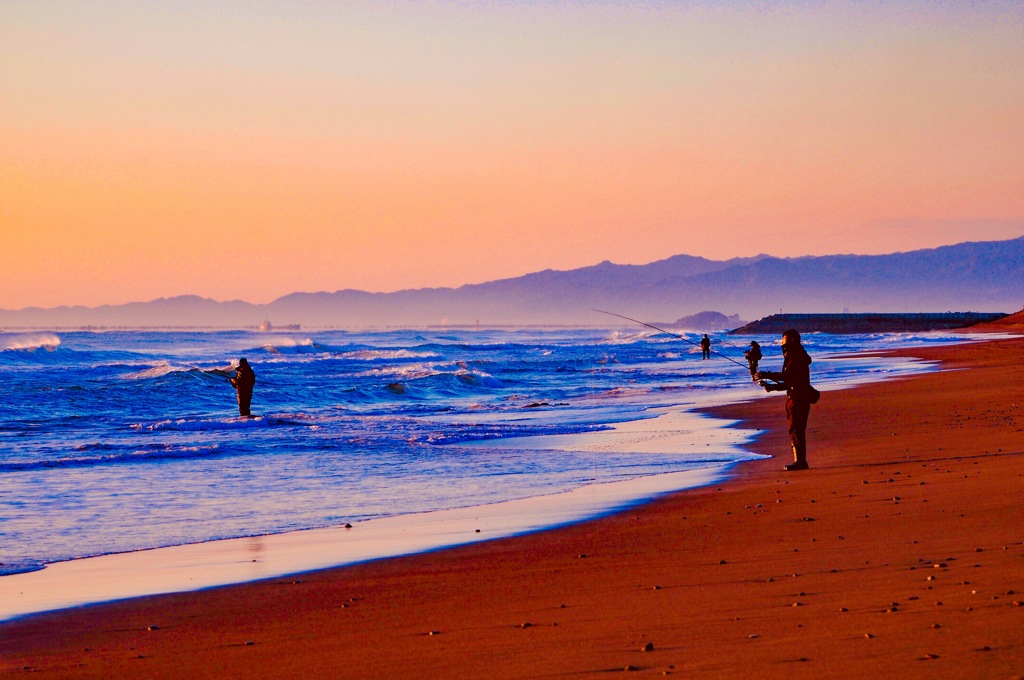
[2,334,1022,678]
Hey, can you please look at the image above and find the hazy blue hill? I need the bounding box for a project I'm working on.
[667,237,1024,314]
[467,254,769,293]
[2,237,1020,328]
[1,296,261,328]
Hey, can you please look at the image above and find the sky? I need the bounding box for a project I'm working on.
[2,1,1023,310]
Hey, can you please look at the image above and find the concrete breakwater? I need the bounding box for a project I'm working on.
[729,311,1007,334]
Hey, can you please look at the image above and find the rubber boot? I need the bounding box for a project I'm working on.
[785,445,809,471]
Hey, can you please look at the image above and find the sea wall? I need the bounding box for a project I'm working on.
[729,312,1007,334]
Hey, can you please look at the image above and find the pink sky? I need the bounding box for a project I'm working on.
[2,1,1022,309]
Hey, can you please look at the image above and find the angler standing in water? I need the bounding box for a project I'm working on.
[756,329,817,471]
[744,341,762,380]
[700,334,711,360]
[230,358,256,417]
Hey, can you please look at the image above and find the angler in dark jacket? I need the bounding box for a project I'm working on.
[700,334,711,360]
[744,341,762,379]
[230,358,256,417]
[755,329,815,471]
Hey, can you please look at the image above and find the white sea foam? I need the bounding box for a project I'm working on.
[264,336,315,347]
[1,333,61,351]
[353,363,443,379]
[603,329,657,344]
[133,416,272,432]
[122,361,182,380]
[343,349,440,361]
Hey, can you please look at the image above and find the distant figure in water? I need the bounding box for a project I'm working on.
[756,329,816,471]
[700,334,711,360]
[230,358,256,417]
[744,340,762,379]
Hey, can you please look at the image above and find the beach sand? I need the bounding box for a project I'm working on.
[2,337,1022,678]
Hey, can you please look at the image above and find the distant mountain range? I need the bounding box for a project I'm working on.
[2,236,1022,329]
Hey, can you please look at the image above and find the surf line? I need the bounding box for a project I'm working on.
[592,309,750,370]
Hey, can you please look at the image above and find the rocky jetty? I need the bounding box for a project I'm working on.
[729,312,1008,335]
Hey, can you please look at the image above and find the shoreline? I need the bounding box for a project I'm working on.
[0,399,766,623]
[2,337,1022,677]
[0,466,739,624]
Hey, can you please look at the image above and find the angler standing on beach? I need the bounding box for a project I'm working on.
[755,329,816,471]
[230,358,256,417]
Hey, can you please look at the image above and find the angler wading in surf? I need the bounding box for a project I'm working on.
[230,358,256,417]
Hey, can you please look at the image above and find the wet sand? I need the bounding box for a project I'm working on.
[2,337,1022,678]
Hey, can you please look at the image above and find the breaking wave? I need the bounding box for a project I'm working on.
[131,416,288,432]
[0,444,223,472]
[342,349,440,361]
[2,333,61,351]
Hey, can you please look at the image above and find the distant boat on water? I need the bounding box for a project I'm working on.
[259,320,301,332]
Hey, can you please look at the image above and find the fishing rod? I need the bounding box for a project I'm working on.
[593,309,750,370]
[205,367,236,382]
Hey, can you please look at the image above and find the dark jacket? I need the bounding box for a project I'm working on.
[780,343,812,402]
[232,364,256,393]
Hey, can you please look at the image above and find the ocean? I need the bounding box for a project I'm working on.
[0,327,960,601]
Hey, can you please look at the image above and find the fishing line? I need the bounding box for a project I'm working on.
[593,309,750,370]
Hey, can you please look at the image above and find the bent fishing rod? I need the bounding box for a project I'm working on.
[593,309,750,370]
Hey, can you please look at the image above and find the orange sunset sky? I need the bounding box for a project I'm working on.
[2,1,1023,310]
